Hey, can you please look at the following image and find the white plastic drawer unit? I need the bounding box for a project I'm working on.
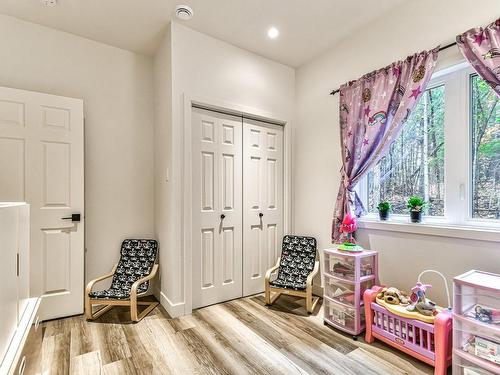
[453,270,500,375]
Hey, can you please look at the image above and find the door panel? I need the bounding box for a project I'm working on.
[192,108,243,309]
[0,86,84,320]
[243,119,283,296]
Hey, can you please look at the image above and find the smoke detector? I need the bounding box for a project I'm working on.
[41,0,57,7]
[175,5,194,21]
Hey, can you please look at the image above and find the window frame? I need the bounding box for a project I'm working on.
[357,62,500,231]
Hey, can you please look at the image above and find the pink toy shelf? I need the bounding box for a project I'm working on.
[364,286,453,375]
[322,247,378,338]
[452,270,500,375]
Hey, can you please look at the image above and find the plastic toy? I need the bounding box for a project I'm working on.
[473,305,500,324]
[407,282,437,316]
[338,213,363,252]
[365,270,453,375]
[377,287,410,305]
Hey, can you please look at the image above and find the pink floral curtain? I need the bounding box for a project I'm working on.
[457,18,500,97]
[332,48,439,242]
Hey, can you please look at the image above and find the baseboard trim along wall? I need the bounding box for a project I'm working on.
[160,291,185,318]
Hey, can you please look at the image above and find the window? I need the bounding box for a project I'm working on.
[360,64,500,227]
[367,85,445,215]
[470,74,500,219]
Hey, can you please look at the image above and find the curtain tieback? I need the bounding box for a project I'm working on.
[342,173,351,189]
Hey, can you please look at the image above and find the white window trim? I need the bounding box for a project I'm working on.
[357,215,500,243]
[358,62,500,240]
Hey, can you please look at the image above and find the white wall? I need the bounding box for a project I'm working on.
[0,15,155,283]
[154,22,295,316]
[294,0,500,305]
[153,26,173,304]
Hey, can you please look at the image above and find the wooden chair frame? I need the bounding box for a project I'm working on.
[85,264,159,322]
[264,257,320,313]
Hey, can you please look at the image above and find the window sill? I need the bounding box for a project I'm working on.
[357,216,500,243]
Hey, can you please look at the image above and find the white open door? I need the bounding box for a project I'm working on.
[242,118,283,296]
[0,86,84,320]
[191,107,243,309]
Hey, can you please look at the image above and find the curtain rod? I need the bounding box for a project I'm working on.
[329,41,457,96]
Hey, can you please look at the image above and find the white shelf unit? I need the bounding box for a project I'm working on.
[0,203,41,375]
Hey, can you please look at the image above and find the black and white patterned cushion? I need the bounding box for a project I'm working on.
[89,239,158,300]
[269,235,317,291]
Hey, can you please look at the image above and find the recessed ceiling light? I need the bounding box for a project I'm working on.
[267,27,279,39]
[40,0,57,7]
[175,5,194,21]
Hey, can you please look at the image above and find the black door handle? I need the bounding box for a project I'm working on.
[220,214,225,220]
[62,213,81,222]
[259,212,263,218]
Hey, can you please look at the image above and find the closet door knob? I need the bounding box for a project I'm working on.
[259,212,263,218]
[220,214,225,220]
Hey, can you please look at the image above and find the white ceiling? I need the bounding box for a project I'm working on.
[0,0,406,67]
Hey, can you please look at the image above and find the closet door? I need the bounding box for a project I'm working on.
[243,119,283,296]
[192,108,243,309]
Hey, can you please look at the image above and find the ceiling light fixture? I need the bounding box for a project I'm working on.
[267,27,279,39]
[175,5,194,21]
[40,0,57,6]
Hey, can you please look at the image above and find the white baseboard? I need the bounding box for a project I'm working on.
[159,291,185,318]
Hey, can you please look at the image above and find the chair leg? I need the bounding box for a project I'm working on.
[306,288,319,314]
[86,303,114,321]
[130,300,159,322]
[306,290,313,313]
[85,294,92,320]
[130,296,138,322]
[265,283,271,305]
[135,302,159,322]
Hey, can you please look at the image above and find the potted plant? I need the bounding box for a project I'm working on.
[407,196,427,223]
[377,201,391,221]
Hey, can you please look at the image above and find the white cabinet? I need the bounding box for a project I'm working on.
[0,202,30,370]
[0,204,19,366]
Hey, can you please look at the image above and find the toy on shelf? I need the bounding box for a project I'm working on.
[338,213,363,252]
[468,304,500,325]
[365,270,453,375]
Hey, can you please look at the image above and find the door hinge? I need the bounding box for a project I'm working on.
[16,253,19,277]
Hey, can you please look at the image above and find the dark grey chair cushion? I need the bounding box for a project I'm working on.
[89,239,158,300]
[269,235,317,291]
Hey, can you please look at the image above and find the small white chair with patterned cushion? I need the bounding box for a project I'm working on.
[85,239,159,322]
[265,235,320,313]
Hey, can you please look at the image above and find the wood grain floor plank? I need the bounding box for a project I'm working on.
[93,312,132,365]
[189,310,267,375]
[243,296,358,354]
[41,333,71,375]
[40,294,434,375]
[198,304,309,374]
[69,350,102,375]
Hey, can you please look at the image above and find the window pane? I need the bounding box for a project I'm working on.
[367,85,445,215]
[470,74,500,219]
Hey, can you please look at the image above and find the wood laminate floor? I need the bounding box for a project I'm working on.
[41,295,437,375]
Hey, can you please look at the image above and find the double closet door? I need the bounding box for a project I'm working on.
[192,107,283,309]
